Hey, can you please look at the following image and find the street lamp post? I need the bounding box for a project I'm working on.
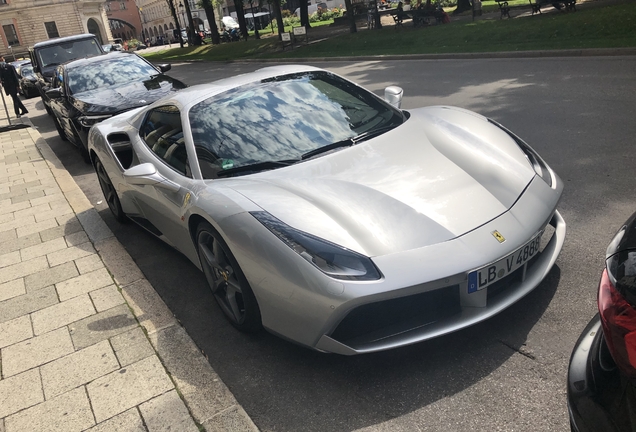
[179,2,186,30]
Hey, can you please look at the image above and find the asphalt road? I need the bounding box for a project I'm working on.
[24,56,636,432]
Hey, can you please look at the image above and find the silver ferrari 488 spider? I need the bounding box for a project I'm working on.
[88,65,566,355]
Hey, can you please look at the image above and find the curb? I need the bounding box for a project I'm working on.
[18,118,259,432]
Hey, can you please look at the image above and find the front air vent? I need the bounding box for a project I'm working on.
[107,133,134,169]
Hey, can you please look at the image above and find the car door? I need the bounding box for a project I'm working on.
[125,104,198,259]
[48,67,75,139]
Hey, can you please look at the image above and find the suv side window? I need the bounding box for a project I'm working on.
[141,105,191,178]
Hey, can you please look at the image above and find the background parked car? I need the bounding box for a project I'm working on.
[568,211,636,432]
[17,63,39,98]
[46,51,185,161]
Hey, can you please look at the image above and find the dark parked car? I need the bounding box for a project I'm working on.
[46,51,185,161]
[568,212,636,432]
[29,34,105,115]
[17,63,39,98]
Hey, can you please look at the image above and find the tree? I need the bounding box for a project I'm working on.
[233,0,250,40]
[182,0,200,45]
[247,0,260,39]
[270,0,284,38]
[343,0,357,33]
[452,0,472,14]
[200,0,220,44]
[299,0,310,28]
[165,0,185,48]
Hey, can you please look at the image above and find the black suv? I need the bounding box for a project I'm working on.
[29,34,104,114]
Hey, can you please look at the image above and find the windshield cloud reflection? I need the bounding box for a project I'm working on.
[67,55,159,94]
[189,72,398,171]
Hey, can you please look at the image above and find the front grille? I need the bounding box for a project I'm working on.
[329,285,461,346]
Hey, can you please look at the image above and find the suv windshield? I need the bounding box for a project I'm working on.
[189,71,404,178]
[67,55,158,94]
[37,39,102,68]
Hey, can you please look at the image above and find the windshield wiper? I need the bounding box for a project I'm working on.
[301,124,399,161]
[217,159,298,178]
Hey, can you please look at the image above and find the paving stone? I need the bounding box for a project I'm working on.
[121,278,177,335]
[12,203,53,220]
[24,261,78,293]
[110,327,155,367]
[75,254,105,274]
[40,340,119,399]
[0,251,21,269]
[0,278,25,302]
[47,241,95,267]
[16,218,58,238]
[0,315,32,350]
[20,237,67,262]
[0,228,17,244]
[90,285,125,312]
[87,355,174,423]
[0,286,58,324]
[4,386,95,432]
[0,369,44,418]
[69,304,139,350]
[0,232,41,256]
[1,327,74,377]
[10,190,44,204]
[0,200,30,216]
[140,390,199,432]
[31,294,96,335]
[203,406,259,432]
[0,215,36,234]
[55,268,113,301]
[39,217,82,242]
[8,180,40,194]
[65,190,93,214]
[85,408,145,432]
[65,231,89,247]
[94,237,144,286]
[34,205,73,223]
[149,325,237,424]
[0,256,48,285]
[29,192,65,207]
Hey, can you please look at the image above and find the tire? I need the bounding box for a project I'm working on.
[196,222,262,332]
[95,158,127,223]
[52,115,68,142]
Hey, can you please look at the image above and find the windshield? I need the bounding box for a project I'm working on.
[37,39,102,68]
[66,55,159,94]
[20,65,34,77]
[189,71,404,178]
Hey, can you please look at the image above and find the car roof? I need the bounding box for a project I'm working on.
[33,34,99,49]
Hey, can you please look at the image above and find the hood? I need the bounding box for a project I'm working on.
[224,106,537,257]
[71,75,186,115]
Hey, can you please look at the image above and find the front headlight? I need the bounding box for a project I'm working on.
[251,211,382,281]
[78,115,112,128]
[488,119,553,188]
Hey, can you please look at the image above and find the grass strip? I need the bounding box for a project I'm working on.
[142,1,636,62]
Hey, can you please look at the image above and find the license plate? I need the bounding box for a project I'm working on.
[468,233,542,293]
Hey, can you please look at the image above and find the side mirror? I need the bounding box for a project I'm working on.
[384,86,404,109]
[158,64,171,73]
[123,163,180,192]
[46,88,63,99]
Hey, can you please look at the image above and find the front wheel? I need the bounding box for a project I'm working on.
[95,158,126,223]
[52,115,68,142]
[196,222,262,332]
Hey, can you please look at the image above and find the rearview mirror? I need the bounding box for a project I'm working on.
[384,86,404,109]
[158,64,171,73]
[123,163,180,192]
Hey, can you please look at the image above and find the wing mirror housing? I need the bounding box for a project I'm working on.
[158,64,171,73]
[123,163,180,192]
[46,88,63,99]
[384,86,404,109]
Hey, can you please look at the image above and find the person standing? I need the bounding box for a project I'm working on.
[0,56,28,118]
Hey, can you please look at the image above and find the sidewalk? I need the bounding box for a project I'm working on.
[0,95,258,430]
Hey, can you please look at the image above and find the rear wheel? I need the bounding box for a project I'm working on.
[196,222,262,332]
[95,158,126,223]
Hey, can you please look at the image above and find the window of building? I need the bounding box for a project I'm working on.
[104,2,111,11]
[44,22,59,39]
[2,24,19,46]
[119,1,126,10]
[0,0,8,5]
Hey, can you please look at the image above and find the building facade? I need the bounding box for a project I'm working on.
[105,0,143,41]
[0,0,112,58]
